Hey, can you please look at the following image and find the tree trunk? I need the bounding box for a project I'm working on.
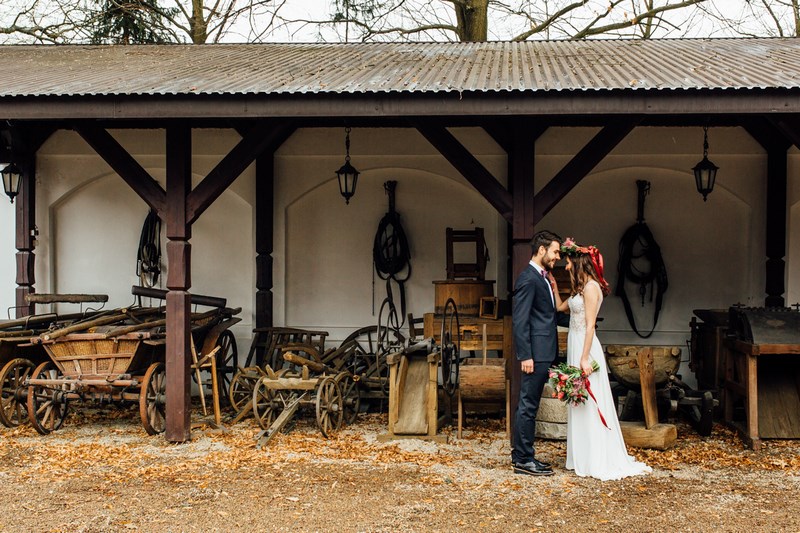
[191,0,208,43]
[453,0,489,42]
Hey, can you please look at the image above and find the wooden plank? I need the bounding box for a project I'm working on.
[393,357,430,435]
[75,125,166,214]
[26,293,109,304]
[533,118,642,224]
[746,353,758,442]
[427,352,439,437]
[637,348,658,429]
[415,124,512,221]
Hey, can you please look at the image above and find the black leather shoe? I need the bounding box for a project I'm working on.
[533,458,551,469]
[512,458,552,469]
[512,461,554,476]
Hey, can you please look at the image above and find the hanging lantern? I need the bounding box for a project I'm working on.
[336,127,359,205]
[692,125,718,202]
[1,162,21,204]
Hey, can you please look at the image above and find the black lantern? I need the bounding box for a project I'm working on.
[336,127,359,205]
[692,125,718,202]
[1,162,21,204]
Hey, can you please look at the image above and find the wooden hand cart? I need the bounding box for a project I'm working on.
[0,293,111,428]
[24,290,240,435]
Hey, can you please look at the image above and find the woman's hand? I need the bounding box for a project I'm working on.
[580,358,593,376]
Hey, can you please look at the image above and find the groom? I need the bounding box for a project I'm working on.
[511,230,562,476]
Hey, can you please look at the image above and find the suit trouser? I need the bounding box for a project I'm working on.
[511,360,552,464]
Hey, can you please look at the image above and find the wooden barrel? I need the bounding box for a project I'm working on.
[459,358,505,401]
[605,345,681,390]
[433,280,494,315]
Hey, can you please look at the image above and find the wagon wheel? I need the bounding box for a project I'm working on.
[315,376,343,438]
[139,362,166,435]
[253,377,281,429]
[440,297,461,397]
[335,372,360,426]
[0,358,35,427]
[214,330,238,407]
[229,370,256,415]
[376,298,403,356]
[27,361,69,435]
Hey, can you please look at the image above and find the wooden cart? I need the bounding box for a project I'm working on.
[0,294,112,428]
[24,297,240,435]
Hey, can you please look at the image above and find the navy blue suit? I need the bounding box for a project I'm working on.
[511,263,558,464]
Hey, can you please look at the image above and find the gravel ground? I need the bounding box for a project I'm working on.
[1,404,799,532]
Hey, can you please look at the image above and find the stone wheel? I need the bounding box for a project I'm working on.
[139,362,166,435]
[0,358,35,427]
[27,361,69,435]
[315,376,343,438]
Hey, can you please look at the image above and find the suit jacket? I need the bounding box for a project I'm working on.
[512,264,558,363]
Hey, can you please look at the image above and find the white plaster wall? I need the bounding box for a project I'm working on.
[21,129,256,347]
[274,128,508,341]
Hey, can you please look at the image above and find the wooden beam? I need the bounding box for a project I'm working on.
[484,120,548,156]
[765,145,787,307]
[741,118,789,307]
[533,118,642,224]
[768,115,800,151]
[255,150,275,329]
[75,125,166,215]
[164,125,192,443]
[186,122,294,225]
[15,151,36,317]
[742,118,791,152]
[416,124,512,221]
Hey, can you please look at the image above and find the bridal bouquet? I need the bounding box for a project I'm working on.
[547,361,601,406]
[548,360,609,429]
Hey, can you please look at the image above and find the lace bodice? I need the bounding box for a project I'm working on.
[568,280,603,334]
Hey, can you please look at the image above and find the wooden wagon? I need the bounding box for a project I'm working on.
[24,290,240,435]
[0,294,113,428]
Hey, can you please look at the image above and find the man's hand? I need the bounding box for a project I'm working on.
[521,359,534,374]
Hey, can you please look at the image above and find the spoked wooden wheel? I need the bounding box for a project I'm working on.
[229,370,256,416]
[252,378,281,429]
[27,362,69,435]
[335,372,361,426]
[0,358,35,427]
[315,376,343,438]
[440,297,461,397]
[214,330,238,407]
[139,362,166,435]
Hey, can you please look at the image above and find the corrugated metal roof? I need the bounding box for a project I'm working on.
[0,39,799,97]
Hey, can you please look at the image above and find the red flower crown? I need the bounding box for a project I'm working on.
[560,237,610,293]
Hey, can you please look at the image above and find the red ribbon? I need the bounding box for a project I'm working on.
[585,378,610,430]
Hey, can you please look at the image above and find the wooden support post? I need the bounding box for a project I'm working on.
[255,151,274,329]
[165,125,193,443]
[506,123,541,445]
[15,151,36,317]
[765,146,787,307]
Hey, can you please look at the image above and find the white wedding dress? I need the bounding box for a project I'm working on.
[565,280,652,481]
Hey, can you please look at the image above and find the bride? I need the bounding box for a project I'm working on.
[550,239,651,481]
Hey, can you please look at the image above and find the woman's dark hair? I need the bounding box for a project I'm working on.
[569,253,611,296]
[530,230,562,257]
